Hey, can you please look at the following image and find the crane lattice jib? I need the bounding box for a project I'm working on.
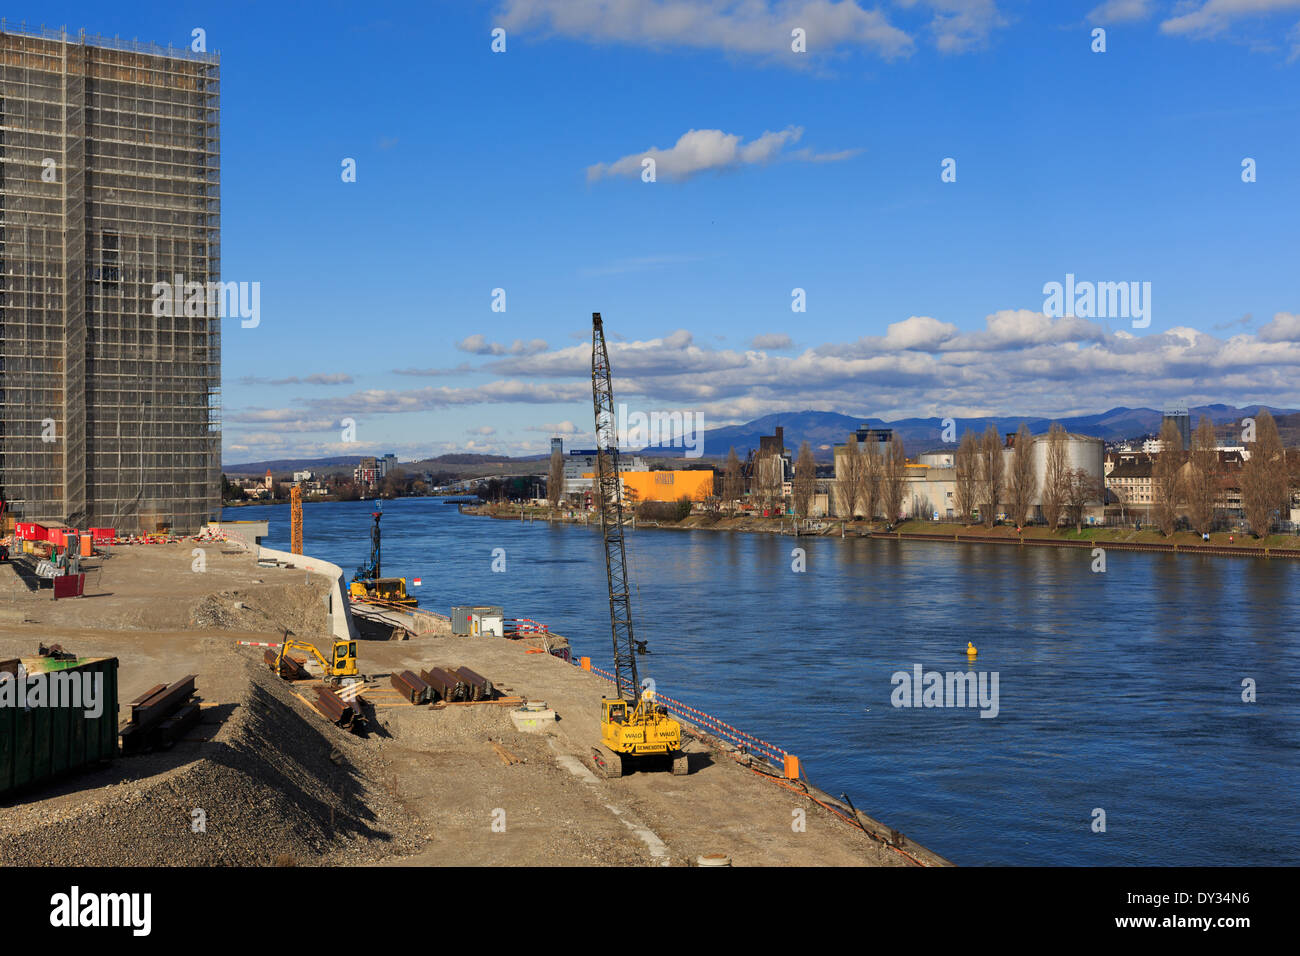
[591,312,640,703]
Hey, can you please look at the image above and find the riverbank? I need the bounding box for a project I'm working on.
[464,503,1300,558]
[0,541,941,866]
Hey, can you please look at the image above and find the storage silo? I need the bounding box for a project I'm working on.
[1030,433,1105,506]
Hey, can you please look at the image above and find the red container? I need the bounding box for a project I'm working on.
[90,528,115,545]
[15,522,48,541]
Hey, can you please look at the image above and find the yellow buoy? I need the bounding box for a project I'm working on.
[967,641,977,657]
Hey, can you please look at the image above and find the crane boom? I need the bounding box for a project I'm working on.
[591,312,640,703]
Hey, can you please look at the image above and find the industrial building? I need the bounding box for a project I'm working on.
[0,25,220,533]
[561,446,648,497]
[584,468,715,503]
[832,427,1106,522]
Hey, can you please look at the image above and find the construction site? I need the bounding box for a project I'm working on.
[0,24,221,535]
[0,536,948,867]
[0,313,951,867]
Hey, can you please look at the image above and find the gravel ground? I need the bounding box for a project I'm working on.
[0,658,422,866]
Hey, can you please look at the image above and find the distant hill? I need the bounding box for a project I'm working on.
[223,455,364,476]
[223,452,522,476]
[225,404,1298,473]
[635,404,1298,459]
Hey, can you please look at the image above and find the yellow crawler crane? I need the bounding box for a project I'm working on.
[349,507,419,608]
[589,312,688,779]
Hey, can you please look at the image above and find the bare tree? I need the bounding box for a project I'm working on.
[756,453,783,513]
[723,446,744,513]
[954,431,979,524]
[1185,416,1219,535]
[1241,409,1286,538]
[1152,418,1185,536]
[1041,423,1069,531]
[1064,468,1102,532]
[839,436,866,518]
[881,434,907,526]
[702,492,721,518]
[1008,423,1036,527]
[793,441,816,519]
[979,425,1005,528]
[863,438,883,522]
[547,446,565,511]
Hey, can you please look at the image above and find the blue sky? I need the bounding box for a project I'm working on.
[14,0,1300,462]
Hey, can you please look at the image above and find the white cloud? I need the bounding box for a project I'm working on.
[1087,0,1155,22]
[225,305,1300,461]
[1257,311,1300,342]
[497,0,915,61]
[897,0,1007,52]
[586,126,856,182]
[752,333,795,349]
[1160,0,1300,37]
[455,335,549,355]
[528,420,582,435]
[236,373,354,386]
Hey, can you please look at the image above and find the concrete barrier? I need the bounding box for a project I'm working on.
[254,546,360,642]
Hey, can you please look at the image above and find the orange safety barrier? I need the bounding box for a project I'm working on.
[582,661,790,766]
[568,649,932,862]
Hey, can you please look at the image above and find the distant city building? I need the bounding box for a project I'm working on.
[1162,404,1191,451]
[854,425,893,447]
[354,457,378,489]
[550,437,564,456]
[749,425,793,488]
[563,449,648,496]
[292,470,313,482]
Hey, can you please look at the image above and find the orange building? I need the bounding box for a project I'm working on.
[583,469,715,502]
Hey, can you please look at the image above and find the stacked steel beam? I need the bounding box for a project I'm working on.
[264,649,309,680]
[391,670,431,704]
[420,667,467,702]
[119,675,199,753]
[455,667,494,702]
[312,685,365,732]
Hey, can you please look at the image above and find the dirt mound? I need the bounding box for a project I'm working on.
[0,659,421,866]
[187,580,330,637]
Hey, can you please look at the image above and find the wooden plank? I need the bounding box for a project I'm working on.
[491,742,521,766]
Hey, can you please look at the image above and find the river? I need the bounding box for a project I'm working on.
[225,496,1300,866]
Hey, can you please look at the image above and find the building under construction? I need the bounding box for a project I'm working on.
[0,23,220,533]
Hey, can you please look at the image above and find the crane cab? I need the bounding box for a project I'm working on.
[599,696,682,756]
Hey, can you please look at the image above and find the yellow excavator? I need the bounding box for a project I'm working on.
[239,637,358,685]
[589,312,688,779]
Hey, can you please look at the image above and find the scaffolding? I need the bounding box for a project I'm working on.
[0,23,220,533]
